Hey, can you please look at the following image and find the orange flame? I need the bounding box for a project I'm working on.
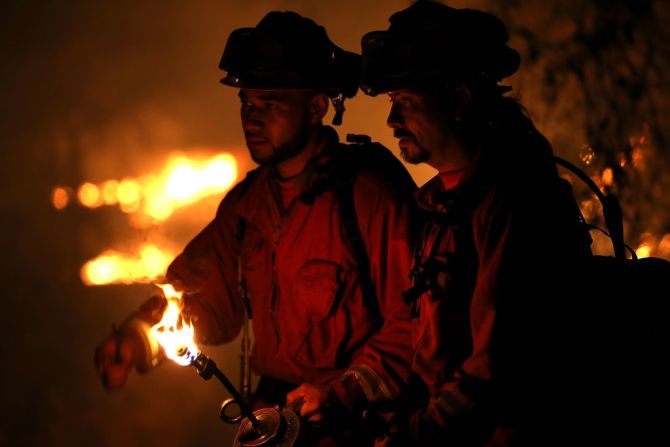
[151,284,199,366]
[80,244,175,285]
[53,152,237,223]
[78,182,102,208]
[635,243,652,259]
[51,187,71,210]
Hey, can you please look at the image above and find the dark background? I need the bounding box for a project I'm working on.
[2,1,668,446]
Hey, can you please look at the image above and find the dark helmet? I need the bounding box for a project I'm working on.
[360,0,520,96]
[219,11,361,124]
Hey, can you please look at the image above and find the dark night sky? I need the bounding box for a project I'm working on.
[2,0,667,446]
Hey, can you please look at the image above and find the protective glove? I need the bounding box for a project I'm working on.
[94,295,166,389]
[374,404,447,446]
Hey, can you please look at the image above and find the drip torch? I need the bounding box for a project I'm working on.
[174,345,300,447]
[151,283,299,446]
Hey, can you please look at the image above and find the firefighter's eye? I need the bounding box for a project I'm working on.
[264,102,278,111]
[390,94,411,106]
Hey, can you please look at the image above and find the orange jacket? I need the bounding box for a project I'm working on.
[166,128,417,403]
[407,169,592,444]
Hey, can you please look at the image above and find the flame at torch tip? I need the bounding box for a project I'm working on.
[158,283,181,300]
[150,283,199,366]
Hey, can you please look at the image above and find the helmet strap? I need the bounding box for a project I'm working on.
[331,92,345,126]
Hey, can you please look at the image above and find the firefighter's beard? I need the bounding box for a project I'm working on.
[395,129,430,164]
[247,128,310,166]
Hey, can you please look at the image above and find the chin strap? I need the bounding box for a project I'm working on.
[331,92,345,125]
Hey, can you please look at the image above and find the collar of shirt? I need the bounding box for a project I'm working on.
[234,126,341,226]
[415,168,472,213]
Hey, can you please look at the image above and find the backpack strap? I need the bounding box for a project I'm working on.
[333,140,378,309]
[220,169,258,399]
[333,172,377,309]
[234,169,259,318]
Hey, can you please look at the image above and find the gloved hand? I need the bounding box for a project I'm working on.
[409,407,444,443]
[94,327,140,390]
[94,295,167,389]
[373,406,445,446]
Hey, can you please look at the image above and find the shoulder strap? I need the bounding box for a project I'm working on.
[334,140,378,309]
[234,170,259,318]
[334,176,377,309]
[234,170,259,243]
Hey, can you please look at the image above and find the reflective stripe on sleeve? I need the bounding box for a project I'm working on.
[434,387,476,418]
[345,364,393,403]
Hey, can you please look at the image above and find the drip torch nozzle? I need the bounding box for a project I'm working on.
[175,346,261,432]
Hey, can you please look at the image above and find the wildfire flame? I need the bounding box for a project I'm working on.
[60,151,240,286]
[80,244,175,286]
[52,152,237,223]
[151,283,199,366]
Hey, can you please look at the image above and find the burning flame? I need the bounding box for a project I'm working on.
[52,152,237,223]
[80,244,175,285]
[151,284,199,366]
[57,151,240,286]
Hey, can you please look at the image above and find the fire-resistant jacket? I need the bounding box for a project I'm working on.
[164,127,417,404]
[407,166,592,445]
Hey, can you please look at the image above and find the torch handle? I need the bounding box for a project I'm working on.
[194,353,261,429]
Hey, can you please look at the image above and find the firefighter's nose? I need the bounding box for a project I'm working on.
[387,103,404,129]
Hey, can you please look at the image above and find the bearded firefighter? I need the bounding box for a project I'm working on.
[361,2,594,445]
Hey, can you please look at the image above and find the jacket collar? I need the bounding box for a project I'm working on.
[234,126,341,228]
[415,166,488,215]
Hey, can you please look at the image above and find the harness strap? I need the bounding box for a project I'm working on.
[334,172,377,309]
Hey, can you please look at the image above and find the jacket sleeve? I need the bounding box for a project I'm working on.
[425,190,544,431]
[336,170,417,405]
[428,192,511,422]
[164,185,246,346]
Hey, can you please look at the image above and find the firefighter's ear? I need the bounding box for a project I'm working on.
[310,94,329,123]
[451,84,472,123]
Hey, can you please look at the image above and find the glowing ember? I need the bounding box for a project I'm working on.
[101,180,120,205]
[53,152,238,222]
[601,168,614,187]
[78,182,102,208]
[150,284,199,366]
[117,179,141,210]
[579,145,596,165]
[51,187,70,210]
[636,243,652,259]
[80,244,175,285]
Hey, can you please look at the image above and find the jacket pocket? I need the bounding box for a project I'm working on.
[291,259,345,369]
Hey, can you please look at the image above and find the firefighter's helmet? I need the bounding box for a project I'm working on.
[220,11,360,99]
[360,0,520,96]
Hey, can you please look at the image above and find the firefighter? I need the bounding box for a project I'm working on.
[95,11,417,445]
[360,1,593,445]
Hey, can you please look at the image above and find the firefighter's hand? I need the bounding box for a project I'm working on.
[374,408,441,446]
[286,383,331,422]
[370,411,410,447]
[94,328,137,390]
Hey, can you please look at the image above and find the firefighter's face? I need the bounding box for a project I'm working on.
[387,89,467,171]
[239,89,314,165]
